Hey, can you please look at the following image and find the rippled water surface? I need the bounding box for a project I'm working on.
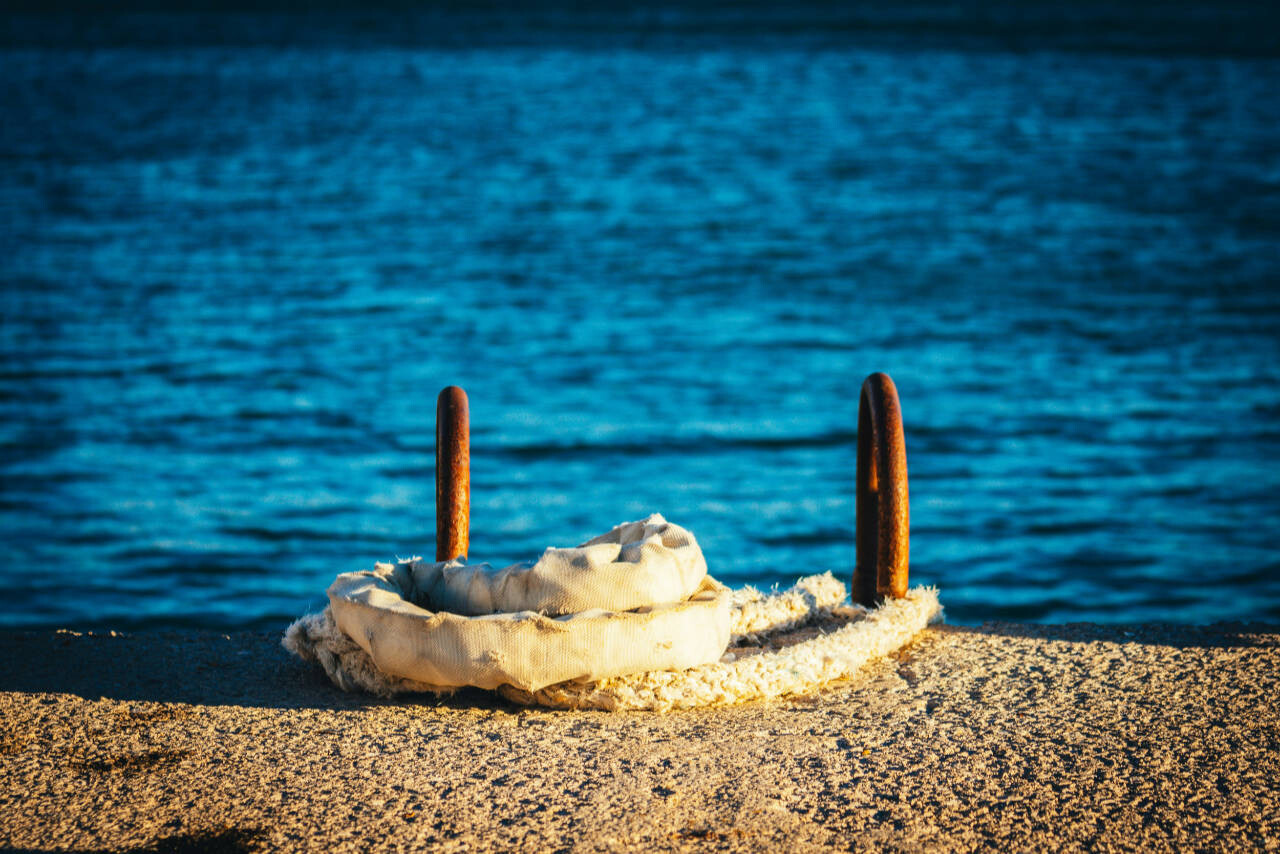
[3,6,1279,629]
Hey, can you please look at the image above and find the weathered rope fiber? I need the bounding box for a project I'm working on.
[284,573,942,711]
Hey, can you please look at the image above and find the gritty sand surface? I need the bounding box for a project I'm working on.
[2,622,1278,853]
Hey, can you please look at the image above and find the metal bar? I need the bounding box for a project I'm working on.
[435,386,470,562]
[854,372,910,606]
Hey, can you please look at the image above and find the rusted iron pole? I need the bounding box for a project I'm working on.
[854,372,910,606]
[435,386,470,562]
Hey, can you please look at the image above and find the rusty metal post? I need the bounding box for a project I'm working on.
[435,386,470,562]
[854,372,909,606]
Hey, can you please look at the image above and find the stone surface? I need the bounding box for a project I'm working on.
[1,622,1277,852]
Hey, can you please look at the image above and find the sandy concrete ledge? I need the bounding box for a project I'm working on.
[1,621,1278,852]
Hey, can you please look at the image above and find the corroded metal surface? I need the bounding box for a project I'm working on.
[854,372,910,606]
[435,386,470,561]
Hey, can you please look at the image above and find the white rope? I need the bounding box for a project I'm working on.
[284,573,942,711]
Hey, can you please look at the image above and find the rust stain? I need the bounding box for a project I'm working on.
[436,385,470,562]
[854,372,910,605]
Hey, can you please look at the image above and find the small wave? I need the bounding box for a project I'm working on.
[492,430,859,461]
[752,527,852,547]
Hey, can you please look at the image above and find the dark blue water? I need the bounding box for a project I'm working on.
[3,5,1279,630]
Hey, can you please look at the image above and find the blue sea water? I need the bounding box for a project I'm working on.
[2,4,1279,631]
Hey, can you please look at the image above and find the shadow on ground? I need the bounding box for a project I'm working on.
[963,620,1280,649]
[3,827,265,854]
[0,629,505,711]
[2,619,1275,711]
